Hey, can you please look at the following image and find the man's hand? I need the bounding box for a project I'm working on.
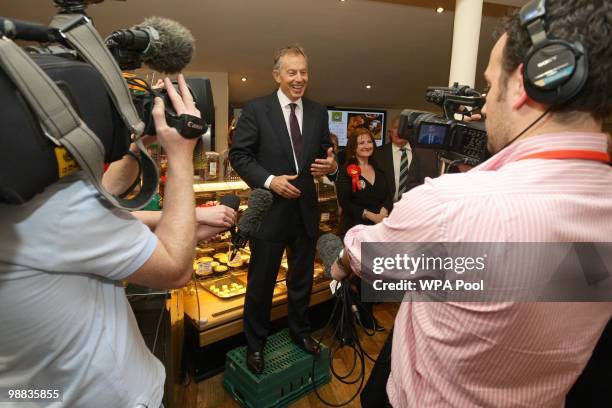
[310,147,338,177]
[270,174,301,199]
[152,78,165,89]
[371,211,386,224]
[153,74,200,161]
[331,261,349,281]
[463,112,483,122]
[196,205,237,228]
[196,224,227,242]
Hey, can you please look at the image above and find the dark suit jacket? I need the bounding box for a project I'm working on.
[229,93,333,239]
[373,143,439,201]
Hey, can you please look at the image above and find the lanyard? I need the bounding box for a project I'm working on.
[518,150,611,163]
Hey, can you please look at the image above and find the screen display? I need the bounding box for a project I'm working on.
[417,123,447,146]
[328,109,385,147]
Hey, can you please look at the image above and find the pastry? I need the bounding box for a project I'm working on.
[214,265,229,273]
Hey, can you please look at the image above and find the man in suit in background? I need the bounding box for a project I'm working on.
[230,45,337,374]
[373,116,439,204]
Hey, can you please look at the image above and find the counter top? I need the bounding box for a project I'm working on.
[183,269,332,347]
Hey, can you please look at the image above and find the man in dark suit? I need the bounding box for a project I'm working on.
[373,116,439,203]
[229,45,337,374]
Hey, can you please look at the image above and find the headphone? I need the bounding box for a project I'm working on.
[520,0,588,105]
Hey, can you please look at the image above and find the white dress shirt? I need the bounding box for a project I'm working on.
[264,89,303,189]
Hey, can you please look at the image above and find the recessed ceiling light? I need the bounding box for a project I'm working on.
[339,0,346,2]
[365,84,372,89]
[436,7,444,13]
[241,77,247,82]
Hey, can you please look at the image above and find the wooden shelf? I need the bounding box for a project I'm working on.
[193,180,249,193]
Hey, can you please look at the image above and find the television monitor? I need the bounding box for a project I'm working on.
[417,123,448,147]
[327,108,386,147]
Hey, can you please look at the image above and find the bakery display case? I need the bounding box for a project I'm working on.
[182,176,339,348]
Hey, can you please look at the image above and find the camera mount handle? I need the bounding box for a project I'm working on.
[442,95,485,120]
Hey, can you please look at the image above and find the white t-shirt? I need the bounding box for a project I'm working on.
[0,173,163,408]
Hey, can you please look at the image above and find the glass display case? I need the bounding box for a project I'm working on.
[182,176,338,347]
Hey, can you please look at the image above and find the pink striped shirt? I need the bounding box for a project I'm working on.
[344,132,612,407]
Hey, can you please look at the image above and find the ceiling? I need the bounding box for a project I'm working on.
[1,0,528,111]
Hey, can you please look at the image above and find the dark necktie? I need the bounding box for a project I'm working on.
[398,147,409,197]
[289,103,302,160]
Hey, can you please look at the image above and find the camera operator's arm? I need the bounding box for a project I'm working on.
[102,78,165,194]
[125,75,199,289]
[132,206,236,241]
[101,137,156,195]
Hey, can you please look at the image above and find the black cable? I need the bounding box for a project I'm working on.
[151,299,165,355]
[498,107,552,152]
[311,279,381,406]
[330,346,358,382]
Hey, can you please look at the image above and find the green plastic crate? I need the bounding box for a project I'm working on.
[223,329,331,408]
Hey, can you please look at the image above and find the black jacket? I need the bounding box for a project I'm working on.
[335,162,392,235]
[372,143,439,201]
[229,93,333,239]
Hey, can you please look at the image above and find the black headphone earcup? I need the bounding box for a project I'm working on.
[523,40,588,105]
[558,41,588,103]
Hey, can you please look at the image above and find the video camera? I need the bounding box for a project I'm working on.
[0,0,214,207]
[398,83,489,166]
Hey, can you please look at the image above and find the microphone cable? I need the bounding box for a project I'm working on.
[311,276,380,407]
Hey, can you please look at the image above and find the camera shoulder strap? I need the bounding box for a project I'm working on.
[49,13,145,137]
[0,36,157,210]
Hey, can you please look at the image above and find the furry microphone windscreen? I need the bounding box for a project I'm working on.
[141,16,195,74]
[238,189,274,238]
[316,233,344,277]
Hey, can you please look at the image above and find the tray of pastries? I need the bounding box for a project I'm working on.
[200,275,246,299]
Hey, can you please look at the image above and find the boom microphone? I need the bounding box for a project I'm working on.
[316,233,344,278]
[105,16,195,73]
[230,189,274,255]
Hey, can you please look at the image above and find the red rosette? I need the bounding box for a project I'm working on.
[346,164,362,192]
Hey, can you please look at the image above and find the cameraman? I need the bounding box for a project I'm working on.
[333,1,612,407]
[0,74,232,407]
